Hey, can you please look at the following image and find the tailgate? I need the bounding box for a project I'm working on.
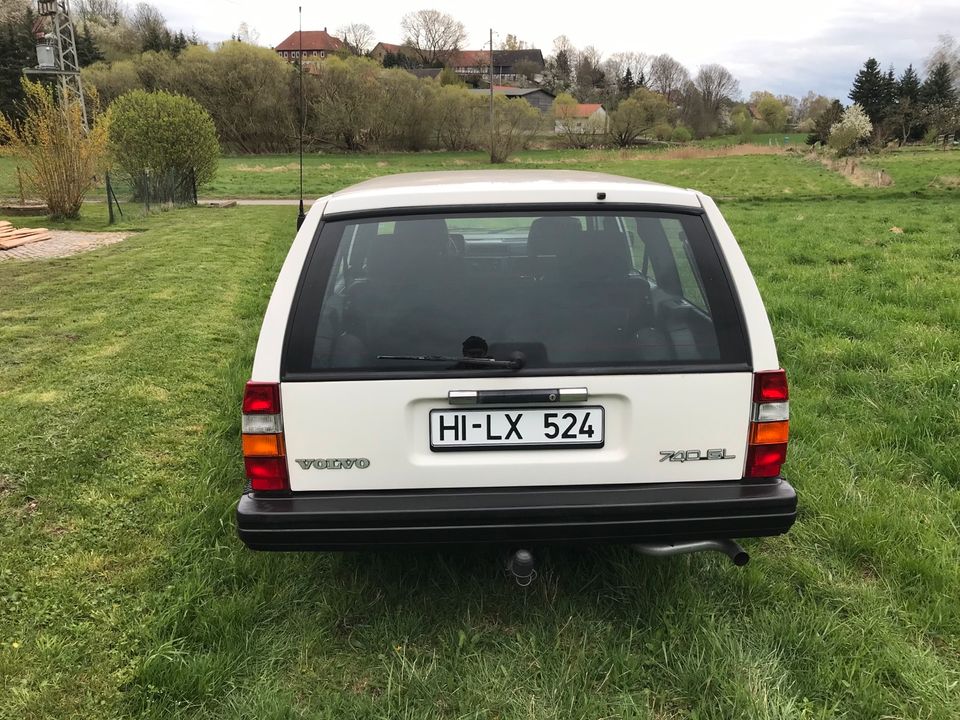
[282,372,752,492]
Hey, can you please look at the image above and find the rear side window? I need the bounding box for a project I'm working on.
[284,209,747,376]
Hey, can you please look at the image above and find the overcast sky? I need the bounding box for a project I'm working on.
[152,0,956,99]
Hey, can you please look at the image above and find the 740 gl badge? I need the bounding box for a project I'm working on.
[660,449,736,462]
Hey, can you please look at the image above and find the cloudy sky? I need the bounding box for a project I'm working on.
[152,0,956,99]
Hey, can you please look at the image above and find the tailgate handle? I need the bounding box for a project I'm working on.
[448,388,588,405]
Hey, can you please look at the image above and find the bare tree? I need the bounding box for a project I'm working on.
[693,63,740,117]
[647,54,689,103]
[400,9,466,66]
[926,34,960,91]
[235,22,260,45]
[76,0,127,26]
[338,22,375,56]
[1,0,31,23]
[606,51,649,85]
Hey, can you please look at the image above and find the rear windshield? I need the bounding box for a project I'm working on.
[284,209,747,376]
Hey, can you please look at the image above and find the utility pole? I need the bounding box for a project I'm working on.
[489,28,494,163]
[26,0,88,130]
[296,6,306,230]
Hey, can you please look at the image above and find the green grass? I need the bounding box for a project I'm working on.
[2,151,960,718]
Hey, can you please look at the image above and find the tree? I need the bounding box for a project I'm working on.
[338,23,374,56]
[807,99,843,145]
[0,79,108,219]
[828,102,872,155]
[400,9,466,66]
[489,94,540,163]
[925,34,960,91]
[513,59,540,83]
[796,92,833,131]
[433,84,486,150]
[608,88,671,147]
[730,105,754,141]
[0,7,37,122]
[920,61,959,135]
[131,2,172,53]
[499,34,528,51]
[574,46,604,101]
[686,64,739,136]
[849,58,894,125]
[647,54,689,103]
[76,23,105,66]
[107,89,220,200]
[619,68,635,98]
[756,93,787,132]
[892,64,922,143]
[234,22,260,46]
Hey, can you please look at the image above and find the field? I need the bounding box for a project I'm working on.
[2,148,960,719]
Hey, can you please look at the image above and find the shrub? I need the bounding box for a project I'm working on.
[0,79,108,219]
[490,95,541,163]
[671,125,692,143]
[653,122,673,141]
[828,103,872,156]
[107,89,219,202]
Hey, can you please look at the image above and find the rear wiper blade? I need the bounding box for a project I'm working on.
[378,353,525,370]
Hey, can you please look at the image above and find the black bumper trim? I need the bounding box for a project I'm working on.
[236,479,797,550]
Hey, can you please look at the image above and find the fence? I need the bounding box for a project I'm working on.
[105,168,198,224]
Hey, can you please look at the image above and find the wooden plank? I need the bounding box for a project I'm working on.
[0,233,51,250]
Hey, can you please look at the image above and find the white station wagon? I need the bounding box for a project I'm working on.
[237,171,796,569]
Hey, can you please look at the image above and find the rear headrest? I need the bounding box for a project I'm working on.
[558,228,632,282]
[366,218,450,280]
[528,216,581,258]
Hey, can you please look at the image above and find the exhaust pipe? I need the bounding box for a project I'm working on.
[633,539,749,566]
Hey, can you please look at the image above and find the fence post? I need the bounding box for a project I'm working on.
[191,168,198,206]
[106,171,115,225]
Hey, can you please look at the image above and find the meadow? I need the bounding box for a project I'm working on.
[1,146,959,719]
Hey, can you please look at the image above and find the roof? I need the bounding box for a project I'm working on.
[452,50,488,67]
[468,87,555,98]
[275,31,343,52]
[493,49,545,68]
[373,42,404,54]
[568,103,604,118]
[320,170,700,216]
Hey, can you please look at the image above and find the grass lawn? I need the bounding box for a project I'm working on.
[2,150,960,718]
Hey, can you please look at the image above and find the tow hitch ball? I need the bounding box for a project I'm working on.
[506,549,537,586]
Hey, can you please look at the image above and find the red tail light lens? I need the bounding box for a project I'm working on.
[243,382,281,414]
[753,370,788,402]
[244,457,289,492]
[745,443,788,478]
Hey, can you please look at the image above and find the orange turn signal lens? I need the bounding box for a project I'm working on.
[750,420,789,445]
[242,433,285,457]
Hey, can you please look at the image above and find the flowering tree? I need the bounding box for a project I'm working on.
[828,103,873,156]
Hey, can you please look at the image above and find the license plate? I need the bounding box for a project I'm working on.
[429,407,604,450]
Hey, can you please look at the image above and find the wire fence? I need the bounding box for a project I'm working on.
[105,168,198,224]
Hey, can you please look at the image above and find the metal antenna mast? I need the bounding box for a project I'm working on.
[26,0,88,130]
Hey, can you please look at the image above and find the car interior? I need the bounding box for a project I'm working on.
[309,215,723,369]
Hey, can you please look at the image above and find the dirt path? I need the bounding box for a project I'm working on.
[0,230,132,261]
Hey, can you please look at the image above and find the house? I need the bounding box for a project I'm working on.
[555,103,608,133]
[451,49,545,82]
[274,29,343,63]
[467,86,556,113]
[369,42,408,63]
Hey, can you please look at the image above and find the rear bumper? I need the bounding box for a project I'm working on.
[236,478,797,551]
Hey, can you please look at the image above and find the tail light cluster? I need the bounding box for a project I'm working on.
[745,370,789,478]
[242,382,289,492]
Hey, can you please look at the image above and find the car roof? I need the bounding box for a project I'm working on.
[320,170,702,216]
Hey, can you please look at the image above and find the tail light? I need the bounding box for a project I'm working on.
[745,370,789,478]
[242,381,288,492]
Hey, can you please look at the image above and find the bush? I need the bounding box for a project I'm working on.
[0,79,108,219]
[670,125,692,143]
[490,95,541,163]
[828,103,872,156]
[107,90,219,202]
[653,123,673,141]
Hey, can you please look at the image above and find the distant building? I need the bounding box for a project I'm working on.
[468,86,556,113]
[452,49,545,83]
[555,103,608,133]
[274,29,343,63]
[370,42,409,64]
